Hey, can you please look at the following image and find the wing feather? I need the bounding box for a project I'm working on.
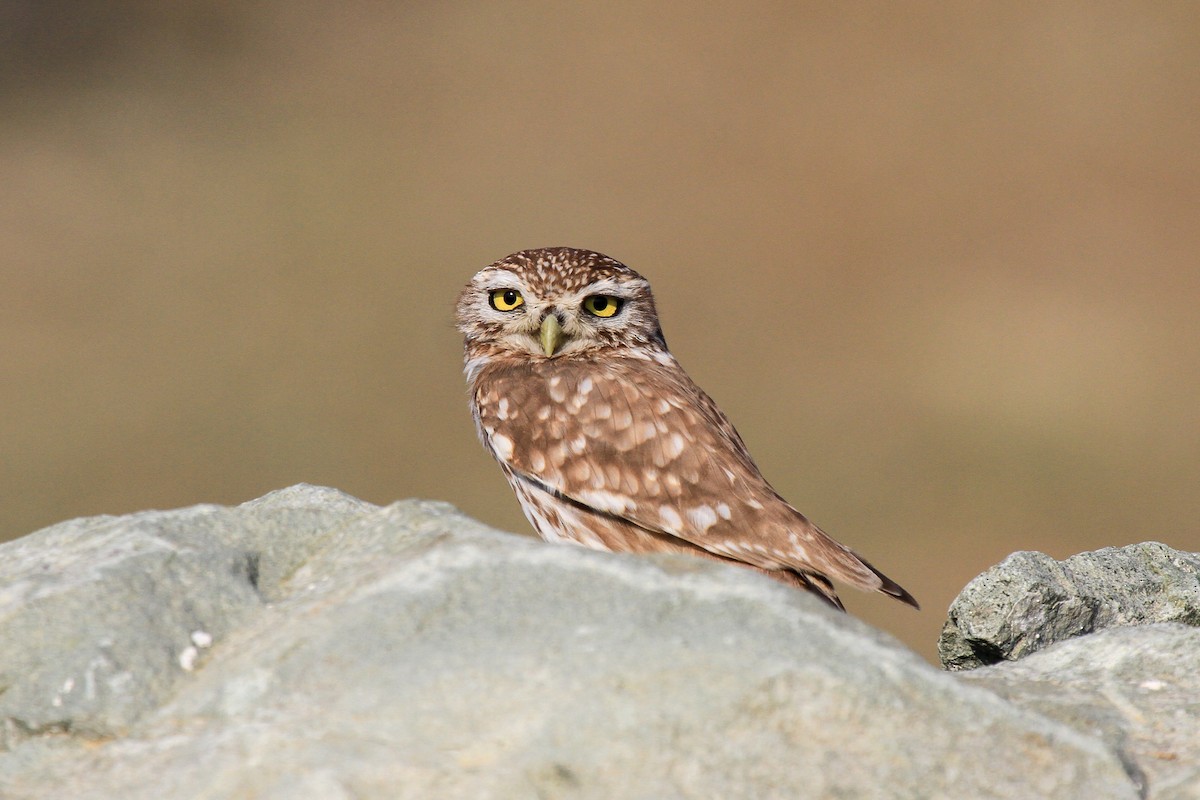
[474,354,909,600]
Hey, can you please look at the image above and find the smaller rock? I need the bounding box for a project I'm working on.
[939,542,1200,671]
[958,624,1200,798]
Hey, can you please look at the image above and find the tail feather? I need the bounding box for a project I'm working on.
[795,571,846,611]
[857,554,920,609]
[802,520,920,610]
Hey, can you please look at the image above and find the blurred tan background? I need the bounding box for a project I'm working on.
[3,2,1197,661]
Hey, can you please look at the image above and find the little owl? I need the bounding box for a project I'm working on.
[456,247,917,611]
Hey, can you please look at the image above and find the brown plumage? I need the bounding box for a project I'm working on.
[455,247,918,611]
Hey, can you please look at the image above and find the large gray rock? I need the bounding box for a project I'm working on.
[0,488,371,742]
[0,486,1139,799]
[960,624,1200,800]
[940,543,1200,671]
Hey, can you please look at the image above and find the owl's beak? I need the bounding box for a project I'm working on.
[539,314,565,357]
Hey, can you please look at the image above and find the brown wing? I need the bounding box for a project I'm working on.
[474,353,917,606]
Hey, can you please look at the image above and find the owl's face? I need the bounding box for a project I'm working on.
[456,248,667,363]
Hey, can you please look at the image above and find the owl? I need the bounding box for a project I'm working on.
[455,247,918,611]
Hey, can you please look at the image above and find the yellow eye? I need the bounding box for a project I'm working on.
[488,288,525,312]
[582,295,623,318]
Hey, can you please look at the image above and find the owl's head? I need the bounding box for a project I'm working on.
[456,248,667,362]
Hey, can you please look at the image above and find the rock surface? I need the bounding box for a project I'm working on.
[939,543,1200,671]
[0,486,1148,799]
[960,624,1200,800]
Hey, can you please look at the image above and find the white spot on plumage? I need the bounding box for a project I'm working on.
[716,502,732,520]
[491,433,514,460]
[580,376,594,395]
[569,435,587,454]
[614,428,639,452]
[665,433,687,458]
[786,532,810,563]
[659,505,683,531]
[686,505,719,531]
[497,397,510,420]
[604,463,622,488]
[537,405,552,421]
[578,489,636,515]
[642,469,660,496]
